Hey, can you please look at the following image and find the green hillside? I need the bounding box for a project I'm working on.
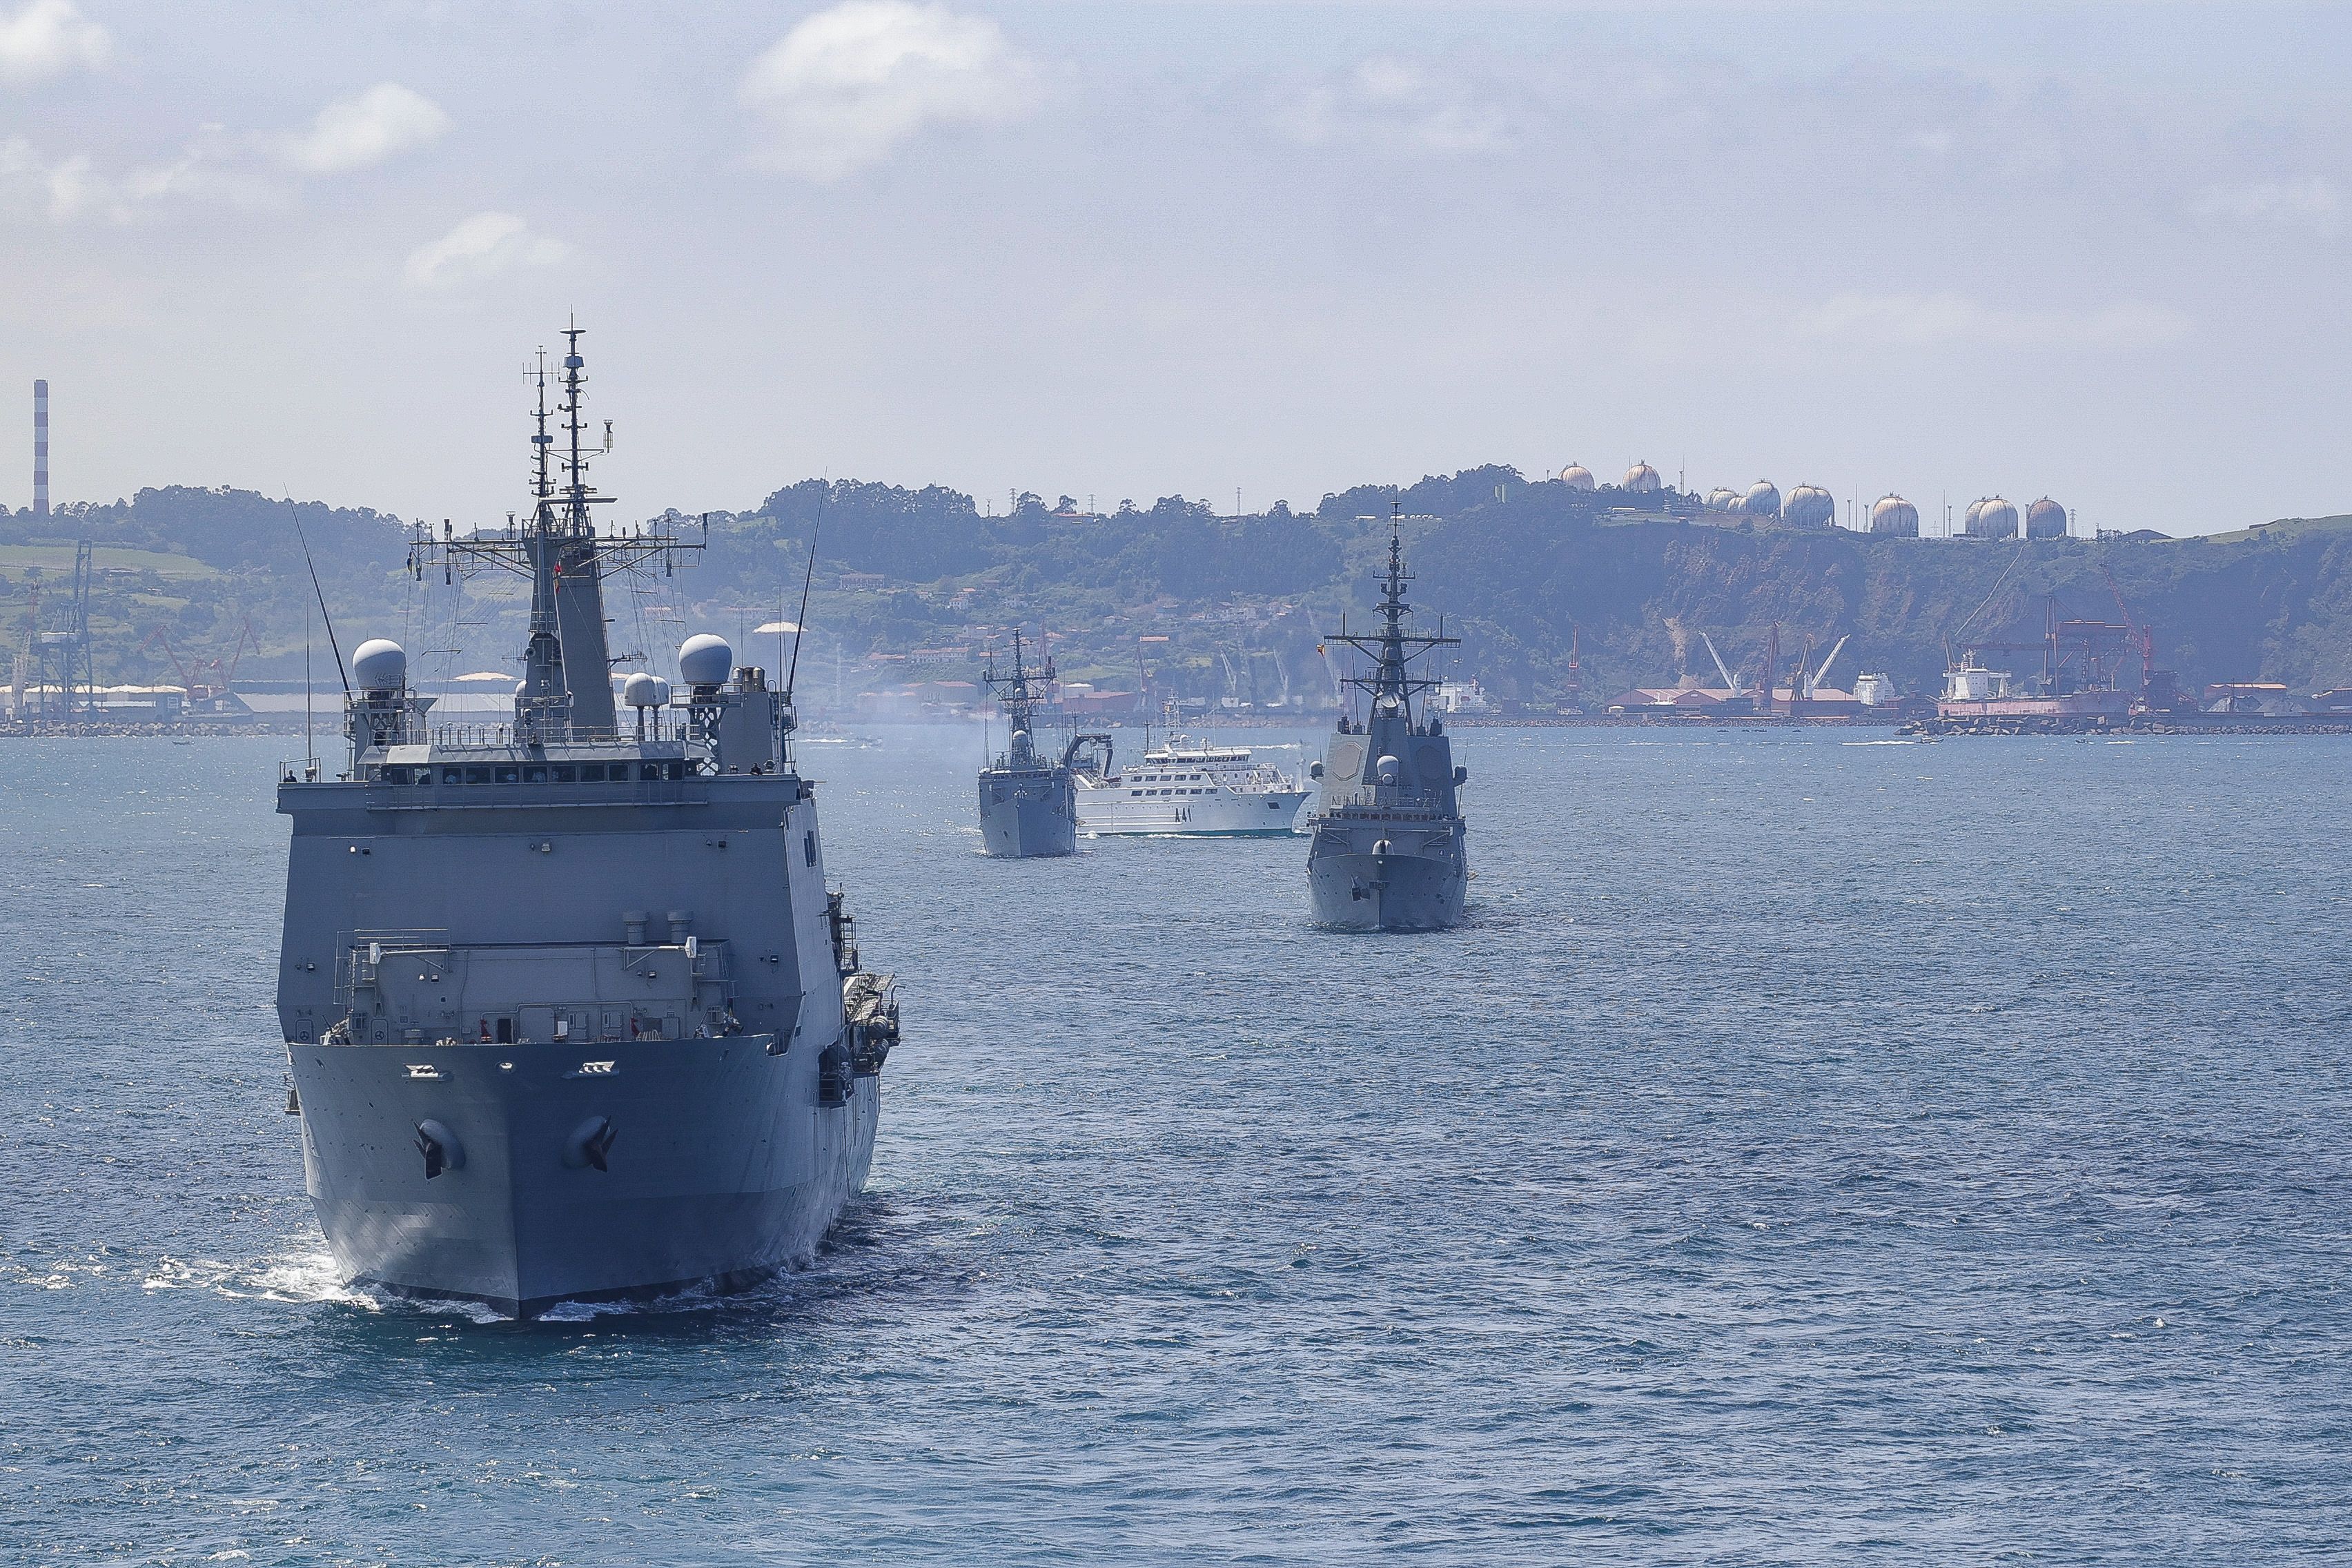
[6,475,2350,705]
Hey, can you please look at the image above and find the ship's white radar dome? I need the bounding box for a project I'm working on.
[1783,484,1835,528]
[1870,495,1920,536]
[622,672,672,709]
[351,638,406,693]
[1560,464,1596,491]
[1741,481,1781,516]
[2026,498,2068,539]
[678,634,734,689]
[1375,754,1401,784]
[1966,497,2019,539]
[1623,462,1662,493]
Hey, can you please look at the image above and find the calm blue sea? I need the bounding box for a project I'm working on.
[3,726,2349,1565]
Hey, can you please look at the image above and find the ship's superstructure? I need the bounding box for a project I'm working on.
[1303,522,1470,932]
[1066,726,1307,836]
[977,631,1076,857]
[274,329,896,1316]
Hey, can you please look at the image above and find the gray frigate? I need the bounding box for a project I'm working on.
[275,328,898,1316]
[1304,522,1470,931]
[976,631,1077,857]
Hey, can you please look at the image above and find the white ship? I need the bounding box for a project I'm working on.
[1068,728,1309,836]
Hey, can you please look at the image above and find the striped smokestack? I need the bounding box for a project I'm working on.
[32,379,48,517]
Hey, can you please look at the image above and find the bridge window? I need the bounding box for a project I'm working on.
[552,765,578,783]
[578,763,605,781]
[494,765,520,784]
[464,766,490,785]
[522,765,548,783]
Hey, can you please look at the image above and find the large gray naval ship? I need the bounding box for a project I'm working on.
[275,328,898,1316]
[976,631,1077,858]
[1304,521,1470,931]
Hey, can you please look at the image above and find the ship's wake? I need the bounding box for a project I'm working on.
[143,1244,384,1312]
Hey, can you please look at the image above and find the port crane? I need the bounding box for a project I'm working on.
[143,618,258,712]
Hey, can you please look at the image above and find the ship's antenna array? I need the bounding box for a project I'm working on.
[285,496,349,696]
[785,478,828,705]
[409,322,702,741]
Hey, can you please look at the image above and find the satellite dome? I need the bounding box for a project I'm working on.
[621,672,672,709]
[1560,464,1596,491]
[1782,483,1835,529]
[1623,462,1662,493]
[1966,497,2019,539]
[2026,497,2068,540]
[351,638,406,694]
[1705,487,1741,511]
[1870,494,1920,536]
[1375,754,1401,784]
[678,633,734,689]
[1741,480,1781,516]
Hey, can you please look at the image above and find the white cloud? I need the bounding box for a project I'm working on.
[402,211,569,290]
[2192,176,2341,236]
[740,1,1035,182]
[0,130,276,222]
[0,0,108,86]
[1277,57,1516,155]
[278,83,449,175]
[1796,291,2191,351]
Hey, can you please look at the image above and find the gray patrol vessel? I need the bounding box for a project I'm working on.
[1304,522,1470,931]
[976,631,1077,857]
[275,329,898,1316]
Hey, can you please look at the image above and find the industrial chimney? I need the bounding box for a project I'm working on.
[32,379,47,517]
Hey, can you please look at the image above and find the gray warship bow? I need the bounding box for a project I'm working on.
[1304,519,1471,932]
[976,629,1077,858]
[275,327,897,1316]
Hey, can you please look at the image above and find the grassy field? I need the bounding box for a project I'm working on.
[2204,513,2352,545]
[0,544,219,580]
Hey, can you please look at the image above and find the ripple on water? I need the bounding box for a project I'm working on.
[3,729,2351,1564]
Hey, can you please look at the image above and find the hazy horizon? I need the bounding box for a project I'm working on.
[1,1,2344,536]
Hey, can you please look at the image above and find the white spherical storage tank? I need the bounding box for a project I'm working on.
[1782,484,1835,528]
[1966,498,2019,539]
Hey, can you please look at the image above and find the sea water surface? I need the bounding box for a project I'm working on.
[3,726,2348,1565]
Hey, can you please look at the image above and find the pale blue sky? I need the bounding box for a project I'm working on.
[0,1,2343,535]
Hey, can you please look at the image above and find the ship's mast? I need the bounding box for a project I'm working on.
[1326,511,1456,728]
[562,323,591,538]
[403,321,707,752]
[514,350,571,745]
[983,629,1054,766]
